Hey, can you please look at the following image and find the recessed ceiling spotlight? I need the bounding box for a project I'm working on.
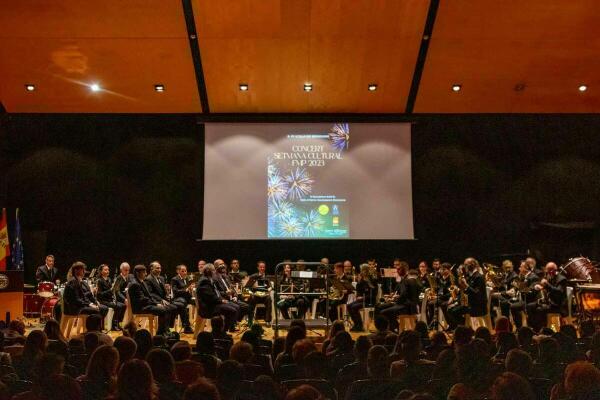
[514,83,526,92]
[579,84,588,92]
[368,84,378,92]
[90,83,101,92]
[24,84,35,92]
[303,83,313,92]
[154,84,165,92]
[451,84,462,92]
[239,83,249,91]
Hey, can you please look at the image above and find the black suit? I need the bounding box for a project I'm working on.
[377,276,422,331]
[127,278,172,334]
[170,275,194,304]
[195,277,238,331]
[145,274,188,329]
[526,273,567,332]
[96,276,126,327]
[214,273,250,324]
[63,278,107,317]
[510,272,540,328]
[447,271,488,329]
[36,265,59,282]
[114,274,134,304]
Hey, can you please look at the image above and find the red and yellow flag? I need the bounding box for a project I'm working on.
[0,208,9,271]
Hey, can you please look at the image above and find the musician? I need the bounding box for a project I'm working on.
[447,258,488,330]
[526,256,544,278]
[170,264,195,334]
[197,260,207,275]
[435,263,454,327]
[95,264,126,331]
[229,259,247,284]
[348,264,378,332]
[195,263,239,332]
[343,260,354,279]
[113,262,134,304]
[326,262,354,323]
[525,262,567,332]
[145,261,192,334]
[417,261,430,289]
[214,260,250,326]
[375,261,421,332]
[277,263,310,320]
[508,260,540,328]
[492,260,519,319]
[128,264,173,335]
[245,261,273,323]
[35,255,59,283]
[63,261,108,317]
[431,258,441,276]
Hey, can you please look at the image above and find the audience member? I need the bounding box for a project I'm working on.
[77,344,119,400]
[216,360,243,400]
[182,378,220,400]
[490,372,535,400]
[113,336,137,367]
[114,359,157,400]
[134,329,153,360]
[146,348,185,400]
[367,316,390,345]
[367,345,390,378]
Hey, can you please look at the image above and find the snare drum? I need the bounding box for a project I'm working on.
[37,281,56,298]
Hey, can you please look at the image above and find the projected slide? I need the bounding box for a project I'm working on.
[268,124,350,238]
[204,123,413,240]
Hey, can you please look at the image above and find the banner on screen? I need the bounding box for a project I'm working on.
[203,123,413,240]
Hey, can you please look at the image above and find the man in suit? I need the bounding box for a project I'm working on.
[63,261,108,317]
[245,261,273,323]
[526,261,568,332]
[509,260,541,328]
[447,257,488,330]
[170,264,195,334]
[114,262,134,304]
[96,264,126,331]
[214,260,250,325]
[195,263,239,332]
[128,264,173,335]
[229,259,248,284]
[35,255,59,283]
[376,261,422,332]
[145,261,191,334]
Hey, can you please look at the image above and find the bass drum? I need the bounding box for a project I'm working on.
[563,257,595,281]
[23,294,45,317]
[41,296,60,320]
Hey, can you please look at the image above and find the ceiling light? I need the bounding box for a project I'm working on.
[90,83,101,92]
[25,84,35,92]
[303,83,313,92]
[368,84,378,92]
[514,83,526,92]
[154,84,165,92]
[579,84,588,92]
[239,83,249,91]
[451,84,462,92]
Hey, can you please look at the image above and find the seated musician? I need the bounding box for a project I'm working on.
[170,264,195,334]
[343,260,355,280]
[229,259,248,284]
[245,261,273,323]
[214,260,250,326]
[95,264,126,331]
[508,260,540,329]
[327,262,355,323]
[146,261,192,334]
[348,264,378,332]
[435,263,454,328]
[375,261,421,332]
[128,264,173,335]
[113,262,134,305]
[447,257,488,330]
[417,261,431,289]
[195,263,239,332]
[197,259,207,276]
[525,261,567,332]
[277,262,310,319]
[492,260,518,319]
[35,254,59,283]
[63,261,108,318]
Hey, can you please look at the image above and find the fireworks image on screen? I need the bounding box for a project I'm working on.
[301,209,324,237]
[284,167,314,200]
[278,214,303,237]
[329,123,349,151]
[267,174,288,201]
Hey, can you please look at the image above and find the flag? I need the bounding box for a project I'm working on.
[0,208,9,271]
[12,208,24,271]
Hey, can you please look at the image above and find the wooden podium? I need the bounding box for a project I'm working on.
[0,271,24,320]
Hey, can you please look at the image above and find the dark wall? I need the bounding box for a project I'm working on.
[1,113,599,281]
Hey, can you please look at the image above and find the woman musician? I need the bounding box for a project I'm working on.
[348,264,378,332]
[245,261,273,323]
[277,263,310,319]
[96,264,126,331]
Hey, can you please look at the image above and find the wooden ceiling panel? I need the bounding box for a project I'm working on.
[415,1,600,113]
[0,38,200,113]
[195,0,429,113]
[0,0,187,38]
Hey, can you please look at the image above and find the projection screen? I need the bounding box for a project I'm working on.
[203,123,413,240]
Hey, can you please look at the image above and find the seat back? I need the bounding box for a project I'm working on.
[284,379,337,400]
[344,379,403,400]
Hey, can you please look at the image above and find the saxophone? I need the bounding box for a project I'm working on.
[426,272,438,300]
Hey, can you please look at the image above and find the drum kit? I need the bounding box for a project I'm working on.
[23,280,64,320]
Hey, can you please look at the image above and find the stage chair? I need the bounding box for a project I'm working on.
[193,297,206,338]
[126,291,158,335]
[397,314,417,332]
[59,300,87,338]
[174,304,195,333]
